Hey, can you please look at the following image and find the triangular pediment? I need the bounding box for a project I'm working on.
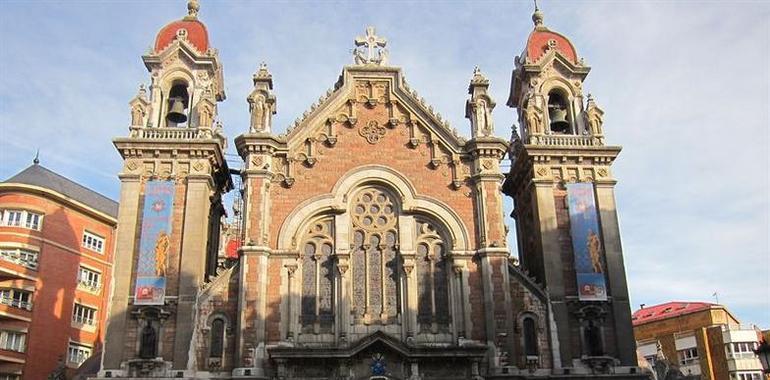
[280,65,468,154]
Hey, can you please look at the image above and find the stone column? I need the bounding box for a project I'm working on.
[102,174,141,369]
[172,175,212,369]
[334,213,351,344]
[531,180,571,367]
[398,215,417,341]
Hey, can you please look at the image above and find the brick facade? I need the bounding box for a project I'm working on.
[94,3,644,380]
[0,167,117,380]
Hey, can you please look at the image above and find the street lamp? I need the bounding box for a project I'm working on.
[755,339,770,374]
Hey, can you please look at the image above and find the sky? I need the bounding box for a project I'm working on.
[0,1,768,327]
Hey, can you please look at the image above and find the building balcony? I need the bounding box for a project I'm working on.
[727,357,763,372]
[0,250,38,271]
[0,297,31,312]
[76,279,102,294]
[71,315,98,333]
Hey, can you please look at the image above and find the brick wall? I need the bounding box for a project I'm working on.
[0,190,115,380]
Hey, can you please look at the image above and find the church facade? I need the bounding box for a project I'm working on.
[95,2,643,379]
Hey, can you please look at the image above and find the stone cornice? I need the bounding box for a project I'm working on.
[504,140,622,196]
[512,143,621,167]
[113,136,227,168]
[464,137,509,157]
[234,133,288,158]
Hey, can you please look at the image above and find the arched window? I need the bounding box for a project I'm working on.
[522,316,538,357]
[350,187,400,325]
[299,217,335,333]
[415,218,450,333]
[547,90,571,134]
[166,81,190,126]
[209,318,225,358]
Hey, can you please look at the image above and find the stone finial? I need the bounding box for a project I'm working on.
[253,62,274,87]
[33,149,40,165]
[470,66,489,86]
[466,67,495,138]
[532,0,544,26]
[137,84,148,100]
[353,26,389,66]
[187,0,200,19]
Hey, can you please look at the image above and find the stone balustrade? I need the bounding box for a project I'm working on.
[531,134,601,147]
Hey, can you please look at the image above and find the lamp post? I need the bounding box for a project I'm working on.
[755,339,770,374]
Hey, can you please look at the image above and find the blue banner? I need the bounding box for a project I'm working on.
[134,180,174,305]
[566,182,608,301]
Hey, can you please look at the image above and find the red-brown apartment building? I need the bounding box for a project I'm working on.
[0,161,117,380]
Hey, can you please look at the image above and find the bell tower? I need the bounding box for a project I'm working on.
[502,5,638,376]
[99,0,232,377]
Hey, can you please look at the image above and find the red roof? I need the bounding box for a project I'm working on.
[632,301,717,326]
[154,18,209,54]
[526,28,578,64]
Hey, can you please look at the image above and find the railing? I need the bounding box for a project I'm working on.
[0,296,32,311]
[722,324,760,332]
[77,279,101,292]
[72,314,96,326]
[78,280,102,292]
[533,134,599,147]
[0,250,38,270]
[139,127,202,140]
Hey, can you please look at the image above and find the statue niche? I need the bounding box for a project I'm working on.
[139,319,158,359]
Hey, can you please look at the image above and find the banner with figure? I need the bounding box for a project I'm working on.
[134,180,174,305]
[566,182,608,301]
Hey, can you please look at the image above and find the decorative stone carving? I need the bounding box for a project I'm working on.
[359,120,387,144]
[353,26,388,66]
[585,94,604,136]
[196,98,215,128]
[129,84,150,128]
[523,96,545,136]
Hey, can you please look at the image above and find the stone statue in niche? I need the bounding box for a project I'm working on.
[476,99,492,136]
[524,99,544,135]
[250,94,266,132]
[131,104,146,127]
[585,94,604,136]
[139,321,158,359]
[197,102,214,128]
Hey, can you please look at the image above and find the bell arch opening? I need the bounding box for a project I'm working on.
[547,89,571,134]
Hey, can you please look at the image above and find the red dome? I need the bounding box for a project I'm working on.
[525,29,578,64]
[154,18,209,54]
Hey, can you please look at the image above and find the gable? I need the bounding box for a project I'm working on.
[259,65,480,195]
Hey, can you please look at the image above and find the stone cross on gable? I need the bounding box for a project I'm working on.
[354,26,388,65]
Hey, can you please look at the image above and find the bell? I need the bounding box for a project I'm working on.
[166,97,187,124]
[548,106,570,133]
